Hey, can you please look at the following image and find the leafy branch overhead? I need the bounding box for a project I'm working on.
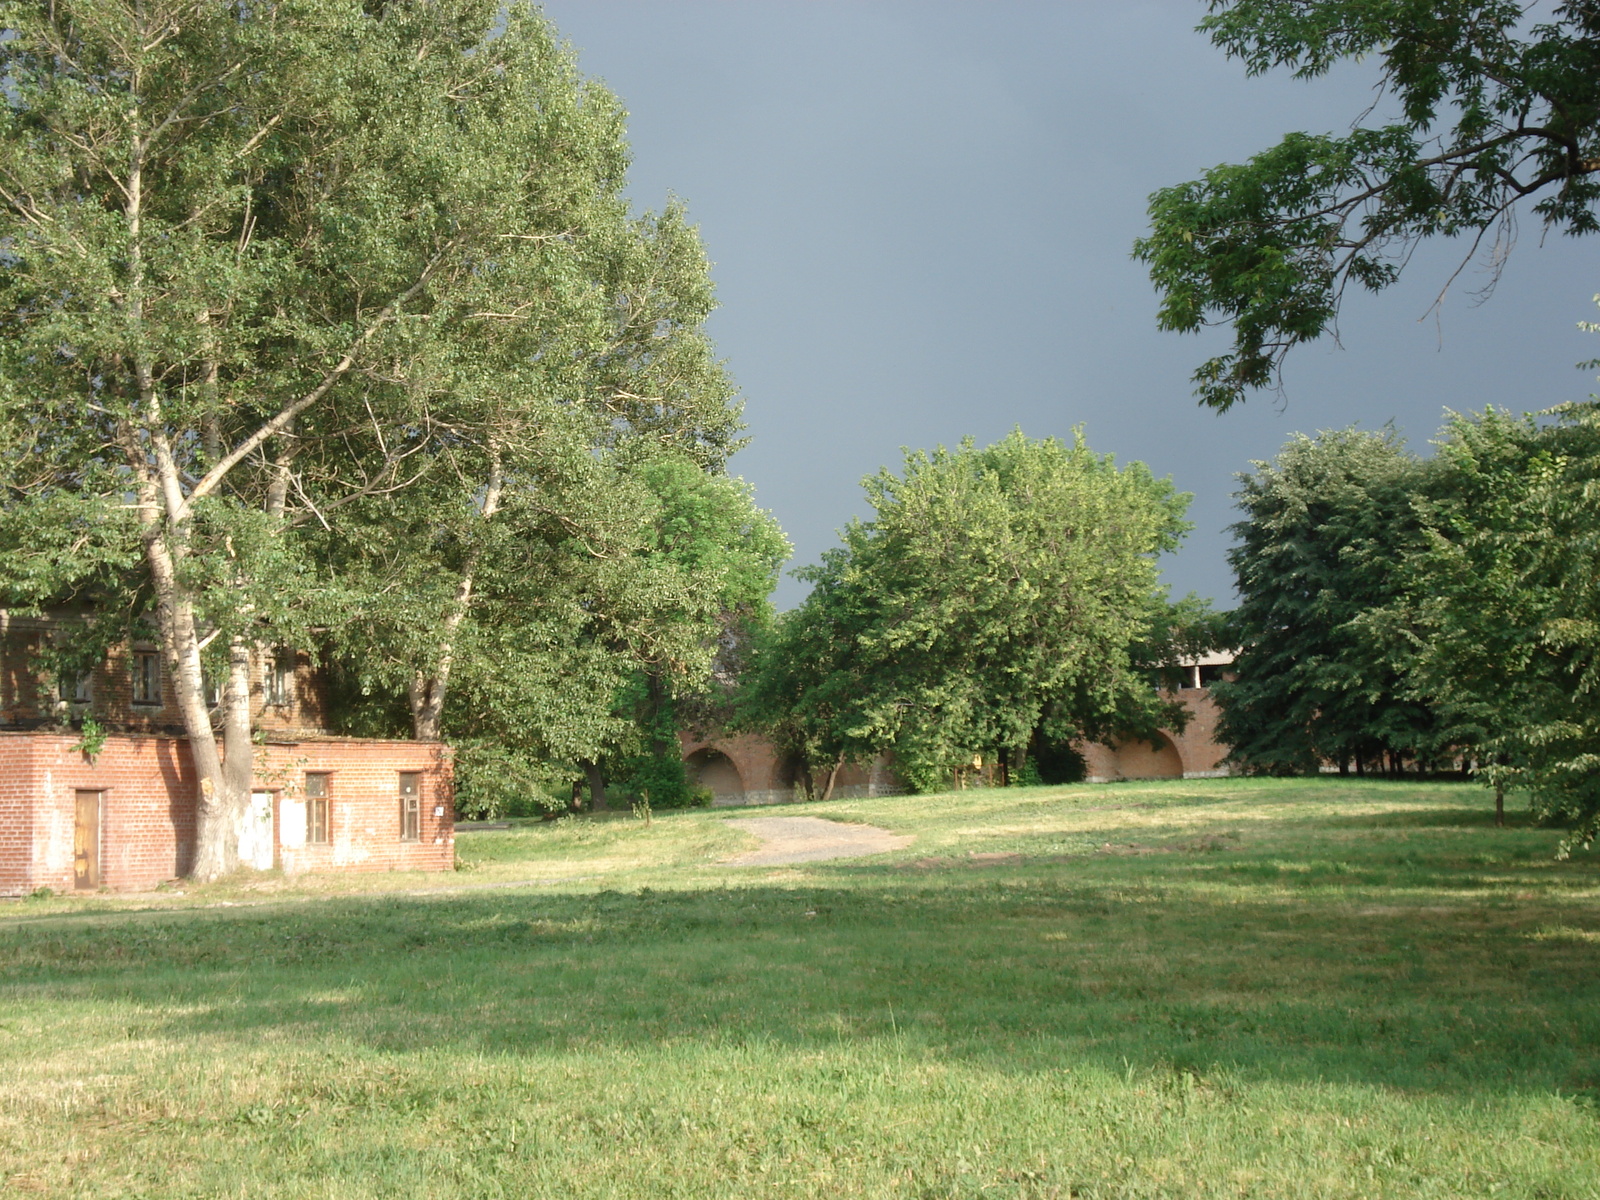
[1134,0,1600,411]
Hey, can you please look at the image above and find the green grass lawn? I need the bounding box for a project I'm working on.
[3,778,1599,1198]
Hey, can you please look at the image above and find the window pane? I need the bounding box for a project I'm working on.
[132,651,160,705]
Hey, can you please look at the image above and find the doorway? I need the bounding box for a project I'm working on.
[241,791,276,870]
[73,789,101,889]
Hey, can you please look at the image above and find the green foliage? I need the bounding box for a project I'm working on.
[70,716,107,763]
[1224,312,1600,844]
[1135,1,1600,410]
[741,430,1193,791]
[613,743,696,811]
[451,742,568,821]
[1217,427,1445,774]
[1393,393,1600,851]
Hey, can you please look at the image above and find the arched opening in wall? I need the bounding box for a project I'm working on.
[1110,732,1184,780]
[775,753,810,801]
[686,747,745,807]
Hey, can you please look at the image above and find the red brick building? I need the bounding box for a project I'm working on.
[0,613,454,895]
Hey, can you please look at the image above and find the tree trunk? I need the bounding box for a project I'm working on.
[1495,781,1505,827]
[141,523,252,880]
[584,759,607,812]
[408,448,504,740]
[821,753,845,803]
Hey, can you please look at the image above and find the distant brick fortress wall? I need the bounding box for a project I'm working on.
[1077,683,1230,783]
[679,654,1235,802]
[678,731,903,807]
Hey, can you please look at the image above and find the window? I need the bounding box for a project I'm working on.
[264,650,293,707]
[399,772,421,842]
[131,650,161,706]
[305,773,331,845]
[58,672,91,704]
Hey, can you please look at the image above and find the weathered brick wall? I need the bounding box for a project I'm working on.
[1167,687,1229,776]
[678,731,902,805]
[1079,686,1232,782]
[0,732,453,895]
[266,739,454,877]
[0,619,331,737]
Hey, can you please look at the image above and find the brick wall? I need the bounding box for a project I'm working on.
[0,732,453,895]
[0,616,332,738]
[1078,685,1232,782]
[678,730,903,805]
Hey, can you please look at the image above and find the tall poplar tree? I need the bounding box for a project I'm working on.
[1217,428,1443,774]
[0,1,740,876]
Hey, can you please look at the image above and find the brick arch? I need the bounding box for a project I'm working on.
[1114,731,1184,780]
[1078,684,1233,782]
[678,731,786,806]
[685,746,745,805]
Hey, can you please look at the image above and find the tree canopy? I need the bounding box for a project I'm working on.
[0,0,751,871]
[1216,427,1445,774]
[1394,394,1600,850]
[1135,1,1600,410]
[738,430,1199,793]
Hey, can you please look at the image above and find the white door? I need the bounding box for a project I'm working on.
[279,795,307,850]
[243,791,275,870]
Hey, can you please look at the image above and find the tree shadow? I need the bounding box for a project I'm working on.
[5,864,1598,1101]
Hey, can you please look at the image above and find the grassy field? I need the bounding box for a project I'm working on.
[3,778,1599,1198]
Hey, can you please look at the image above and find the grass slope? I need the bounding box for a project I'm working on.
[2,778,1599,1198]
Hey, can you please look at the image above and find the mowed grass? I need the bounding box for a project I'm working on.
[3,779,1600,1198]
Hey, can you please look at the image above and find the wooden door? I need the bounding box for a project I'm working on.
[73,790,101,889]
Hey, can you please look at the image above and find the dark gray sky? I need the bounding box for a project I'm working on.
[542,0,1597,610]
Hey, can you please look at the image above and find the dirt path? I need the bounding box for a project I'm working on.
[719,816,913,866]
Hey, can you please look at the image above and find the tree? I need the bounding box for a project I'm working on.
[603,457,791,809]
[1216,427,1445,774]
[1134,1,1600,411]
[739,430,1195,793]
[331,450,788,817]
[1392,390,1600,848]
[0,1,732,875]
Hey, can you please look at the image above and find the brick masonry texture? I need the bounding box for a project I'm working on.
[678,730,905,806]
[0,732,454,895]
[0,616,330,738]
[1077,686,1230,782]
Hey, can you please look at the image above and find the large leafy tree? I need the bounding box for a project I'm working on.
[331,449,788,816]
[1135,1,1600,410]
[1217,427,1445,774]
[0,0,737,876]
[739,431,1194,793]
[1393,392,1600,847]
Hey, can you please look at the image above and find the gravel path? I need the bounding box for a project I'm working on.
[719,816,913,866]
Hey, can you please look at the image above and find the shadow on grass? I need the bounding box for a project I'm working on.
[4,853,1600,1101]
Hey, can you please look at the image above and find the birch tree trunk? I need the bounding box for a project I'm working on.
[409,449,505,741]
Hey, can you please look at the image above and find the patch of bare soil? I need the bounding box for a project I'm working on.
[718,816,913,866]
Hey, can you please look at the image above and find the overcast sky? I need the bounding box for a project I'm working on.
[541,0,1596,610]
